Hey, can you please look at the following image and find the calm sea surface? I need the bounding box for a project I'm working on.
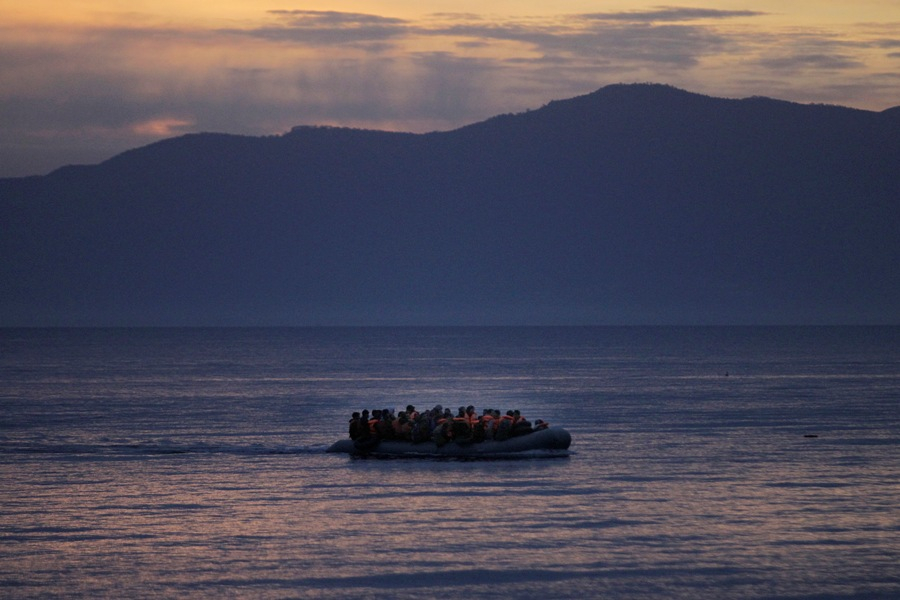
[1,327,898,599]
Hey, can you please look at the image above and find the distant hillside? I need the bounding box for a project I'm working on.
[2,83,899,325]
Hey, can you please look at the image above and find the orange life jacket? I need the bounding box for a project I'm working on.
[451,416,471,438]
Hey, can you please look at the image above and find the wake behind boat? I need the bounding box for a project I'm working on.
[327,404,571,457]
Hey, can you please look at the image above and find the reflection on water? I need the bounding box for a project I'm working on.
[1,327,898,598]
[3,436,897,599]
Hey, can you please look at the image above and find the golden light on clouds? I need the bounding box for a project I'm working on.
[2,1,899,176]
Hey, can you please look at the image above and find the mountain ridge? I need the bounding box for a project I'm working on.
[22,83,895,181]
[2,83,898,326]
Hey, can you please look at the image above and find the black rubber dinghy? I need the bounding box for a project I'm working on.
[327,426,571,457]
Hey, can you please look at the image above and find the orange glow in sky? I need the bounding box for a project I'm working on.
[2,1,899,176]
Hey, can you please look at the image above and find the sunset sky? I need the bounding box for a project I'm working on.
[2,1,899,177]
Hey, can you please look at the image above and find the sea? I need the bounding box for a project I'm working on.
[1,326,898,599]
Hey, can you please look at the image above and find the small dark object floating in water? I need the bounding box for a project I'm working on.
[327,427,572,457]
[804,434,819,438]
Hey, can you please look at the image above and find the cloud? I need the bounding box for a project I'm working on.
[411,19,737,70]
[220,9,411,47]
[131,118,195,137]
[579,7,767,23]
[759,53,865,71]
[2,6,899,177]
[218,9,745,69]
[568,23,732,66]
[873,38,900,50]
[267,10,407,26]
[752,33,874,73]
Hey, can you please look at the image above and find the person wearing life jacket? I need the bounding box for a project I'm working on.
[405,405,419,421]
[429,407,450,444]
[533,419,550,431]
[424,406,441,432]
[464,405,479,427]
[410,413,432,443]
[376,409,394,439]
[450,407,473,443]
[432,418,452,447]
[468,406,487,442]
[348,412,363,440]
[392,411,412,440]
[352,409,370,443]
[494,410,516,441]
[368,409,382,437]
[511,410,533,437]
[391,411,403,436]
[480,409,496,440]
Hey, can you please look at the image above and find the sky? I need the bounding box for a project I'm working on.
[2,1,900,178]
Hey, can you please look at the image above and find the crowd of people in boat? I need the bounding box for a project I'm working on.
[348,405,550,446]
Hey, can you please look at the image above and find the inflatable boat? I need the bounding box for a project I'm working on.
[326,426,572,457]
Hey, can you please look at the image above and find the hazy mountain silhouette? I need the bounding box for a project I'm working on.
[2,83,899,325]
